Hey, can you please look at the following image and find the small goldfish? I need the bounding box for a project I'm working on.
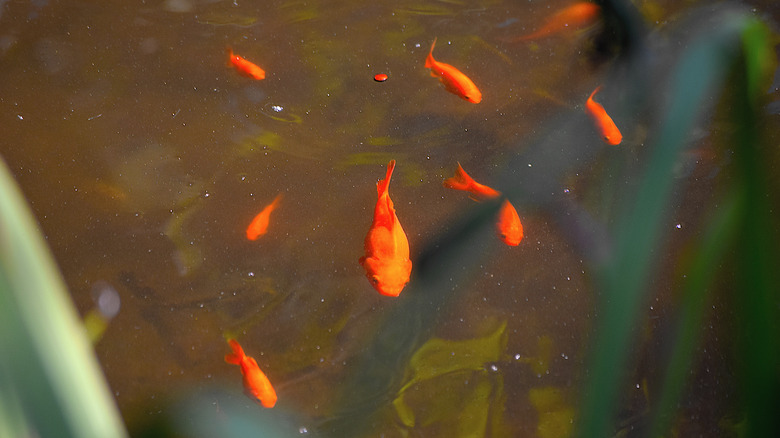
[246,193,282,240]
[224,339,277,408]
[227,48,266,80]
[585,85,622,145]
[443,163,524,246]
[425,38,482,104]
[359,160,412,297]
[508,2,601,42]
[442,162,500,201]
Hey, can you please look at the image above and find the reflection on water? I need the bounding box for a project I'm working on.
[1,0,778,436]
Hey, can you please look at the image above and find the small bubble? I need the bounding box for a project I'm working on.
[675,223,682,229]
[299,426,309,434]
[514,354,521,360]
[272,105,283,112]
[247,272,255,277]
[563,188,570,193]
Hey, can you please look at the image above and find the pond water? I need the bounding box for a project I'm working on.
[1,0,778,437]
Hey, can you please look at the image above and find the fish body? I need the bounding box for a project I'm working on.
[585,85,622,145]
[443,163,524,246]
[510,2,600,42]
[425,38,482,104]
[225,339,277,408]
[359,160,412,297]
[496,199,523,246]
[228,48,266,80]
[246,193,282,240]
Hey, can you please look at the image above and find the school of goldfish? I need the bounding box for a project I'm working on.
[226,1,623,407]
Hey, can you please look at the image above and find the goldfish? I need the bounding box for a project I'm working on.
[507,2,601,42]
[227,48,266,80]
[443,163,524,246]
[359,160,412,297]
[585,85,622,145]
[425,38,482,104]
[224,338,277,408]
[246,193,282,240]
[442,162,500,201]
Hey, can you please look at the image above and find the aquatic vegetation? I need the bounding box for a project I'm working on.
[0,0,777,437]
[392,320,508,435]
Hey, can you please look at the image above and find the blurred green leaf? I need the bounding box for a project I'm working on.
[576,6,776,438]
[0,157,128,438]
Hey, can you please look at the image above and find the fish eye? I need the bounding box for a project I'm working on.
[371,276,380,285]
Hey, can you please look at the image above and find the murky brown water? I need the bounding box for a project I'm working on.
[2,0,778,436]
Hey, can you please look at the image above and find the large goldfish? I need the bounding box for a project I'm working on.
[359,160,412,297]
[443,163,524,246]
[425,38,482,104]
[508,2,601,42]
[585,85,622,145]
[246,193,282,241]
[224,339,277,408]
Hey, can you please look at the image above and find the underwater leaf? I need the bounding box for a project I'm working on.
[337,152,401,170]
[529,387,575,438]
[392,320,508,435]
[393,364,502,436]
[399,319,507,392]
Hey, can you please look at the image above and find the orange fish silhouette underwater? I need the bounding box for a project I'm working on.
[227,48,266,80]
[425,38,482,104]
[443,163,524,246]
[246,193,282,241]
[359,160,412,297]
[585,85,622,145]
[507,2,601,42]
[224,339,277,408]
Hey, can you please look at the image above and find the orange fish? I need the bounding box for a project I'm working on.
[425,38,482,104]
[443,163,524,246]
[224,339,277,408]
[508,2,601,42]
[442,162,500,201]
[246,193,282,240]
[496,199,524,246]
[359,160,412,297]
[585,85,622,145]
[227,48,266,80]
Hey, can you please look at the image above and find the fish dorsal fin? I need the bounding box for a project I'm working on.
[425,38,438,69]
[373,160,397,229]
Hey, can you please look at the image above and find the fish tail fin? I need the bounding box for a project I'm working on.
[226,47,235,67]
[425,37,437,69]
[270,192,283,209]
[442,162,474,192]
[224,339,244,364]
[376,160,396,197]
[588,85,603,101]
